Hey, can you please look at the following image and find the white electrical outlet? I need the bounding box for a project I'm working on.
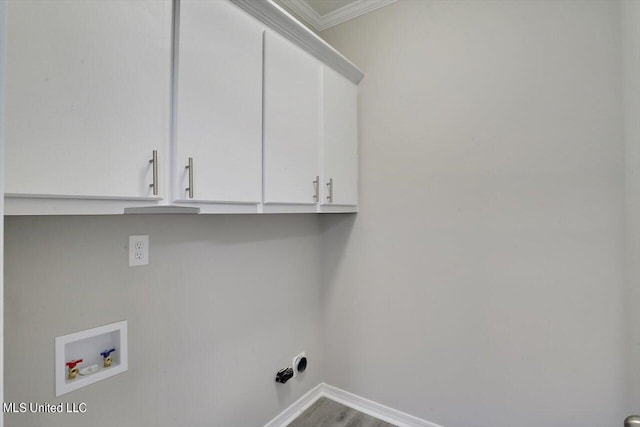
[128,235,149,267]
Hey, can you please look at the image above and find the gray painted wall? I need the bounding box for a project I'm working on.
[622,0,640,414]
[623,0,640,411]
[321,1,629,426]
[0,1,6,423]
[4,215,323,426]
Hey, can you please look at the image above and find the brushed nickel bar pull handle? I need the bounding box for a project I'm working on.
[149,150,158,196]
[626,416,640,426]
[326,178,333,203]
[313,176,319,202]
[185,157,194,199]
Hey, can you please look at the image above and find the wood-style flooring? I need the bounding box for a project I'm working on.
[287,397,397,427]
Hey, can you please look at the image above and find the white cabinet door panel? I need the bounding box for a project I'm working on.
[175,0,263,203]
[263,32,321,205]
[322,65,358,206]
[5,0,171,199]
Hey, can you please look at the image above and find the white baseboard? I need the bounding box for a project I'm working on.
[264,383,325,427]
[264,383,442,427]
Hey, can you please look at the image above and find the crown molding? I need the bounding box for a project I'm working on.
[276,0,323,31]
[230,0,364,84]
[278,0,397,32]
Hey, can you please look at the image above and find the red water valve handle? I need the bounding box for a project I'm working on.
[66,359,83,369]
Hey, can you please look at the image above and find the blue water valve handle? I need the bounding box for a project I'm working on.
[100,348,115,358]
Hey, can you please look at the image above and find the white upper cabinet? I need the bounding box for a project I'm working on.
[321,66,358,206]
[3,0,361,215]
[5,0,172,200]
[175,0,263,204]
[263,31,321,205]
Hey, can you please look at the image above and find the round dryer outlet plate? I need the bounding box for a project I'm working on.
[292,352,307,377]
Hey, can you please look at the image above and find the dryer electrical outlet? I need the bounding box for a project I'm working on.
[292,352,307,378]
[128,235,149,267]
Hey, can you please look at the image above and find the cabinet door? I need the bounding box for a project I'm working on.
[322,66,358,206]
[263,32,321,205]
[5,0,171,199]
[175,0,262,203]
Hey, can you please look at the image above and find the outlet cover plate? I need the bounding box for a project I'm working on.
[129,235,149,267]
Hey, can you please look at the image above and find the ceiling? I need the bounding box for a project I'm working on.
[305,0,359,16]
[274,0,396,32]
